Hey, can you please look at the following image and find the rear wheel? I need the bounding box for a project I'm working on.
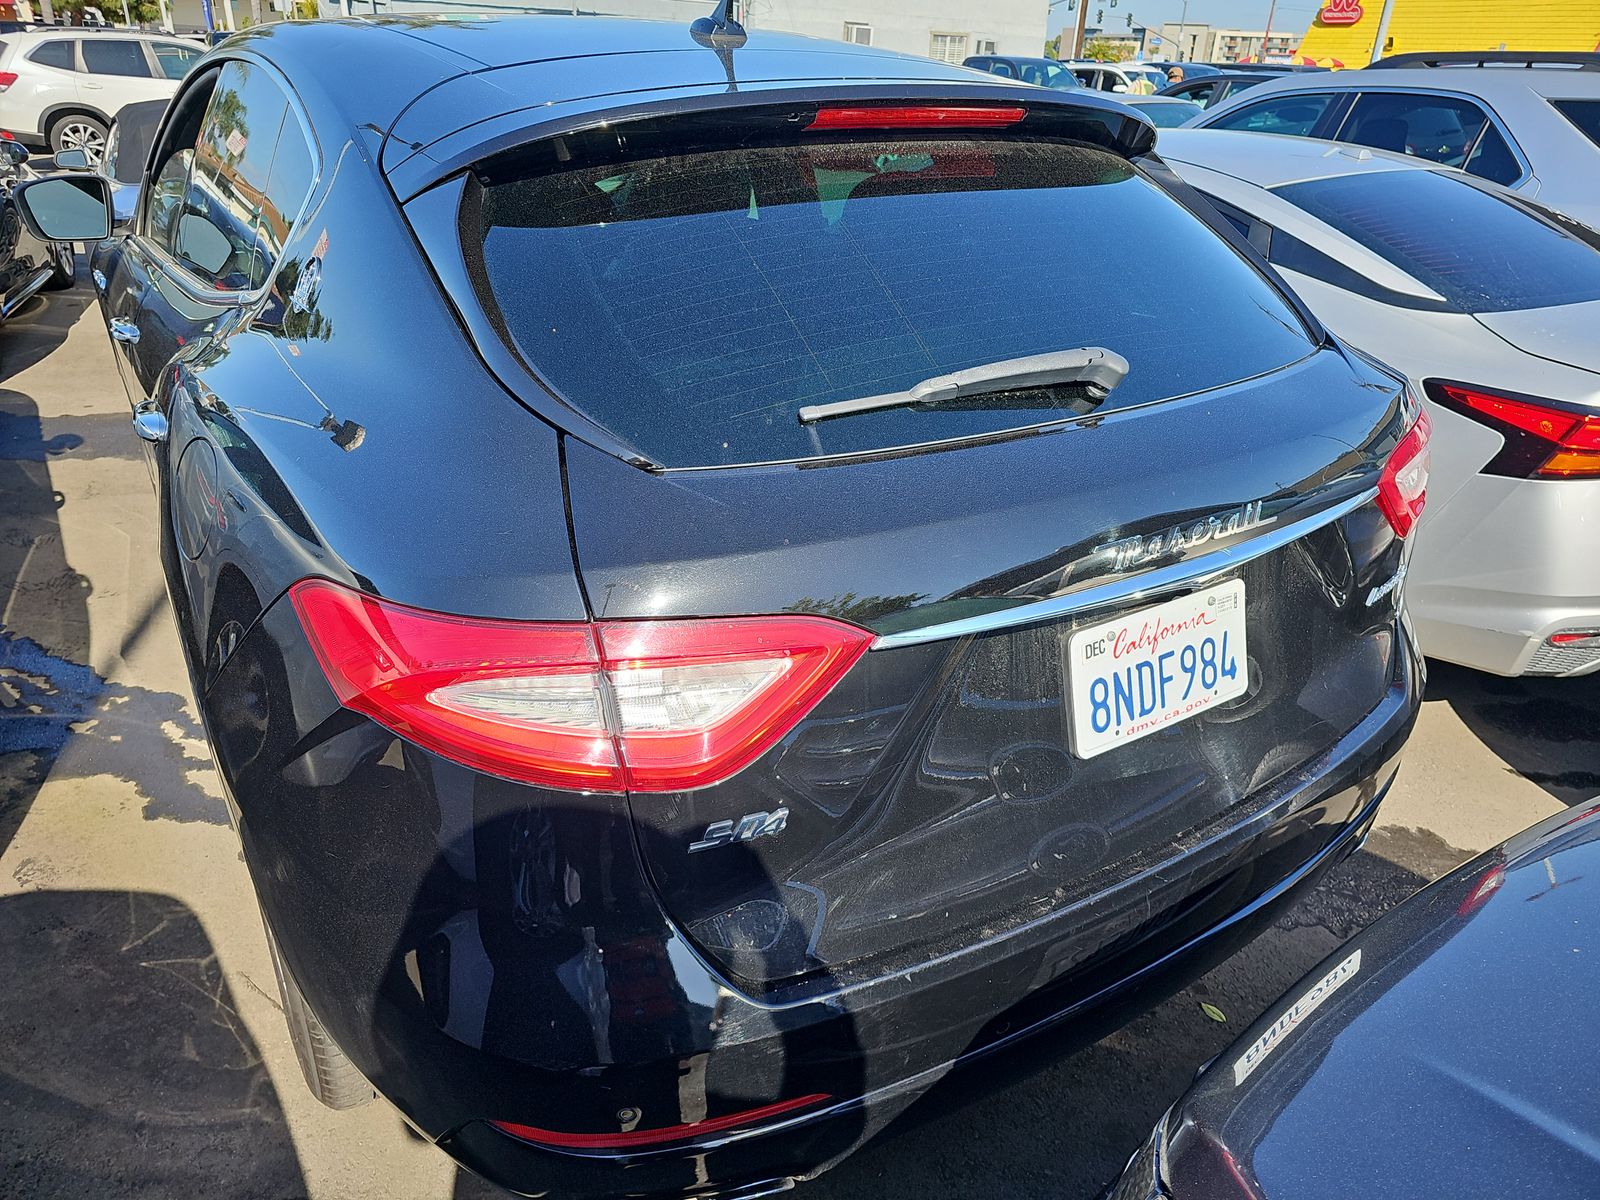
[263,920,374,1110]
[47,113,108,166]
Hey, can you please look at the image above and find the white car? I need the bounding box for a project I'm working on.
[1065,60,1170,95]
[1158,128,1600,677]
[0,30,204,164]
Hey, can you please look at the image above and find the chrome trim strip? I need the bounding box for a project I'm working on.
[870,486,1379,650]
[1,266,53,321]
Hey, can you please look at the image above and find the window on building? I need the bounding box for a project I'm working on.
[976,38,997,55]
[929,33,969,64]
[843,21,872,45]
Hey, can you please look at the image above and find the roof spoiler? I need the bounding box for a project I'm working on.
[1368,50,1600,71]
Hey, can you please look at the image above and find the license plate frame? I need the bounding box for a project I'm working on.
[1064,579,1248,760]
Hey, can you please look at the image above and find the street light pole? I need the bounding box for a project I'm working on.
[1261,0,1278,61]
[1175,0,1189,60]
[1069,0,1090,59]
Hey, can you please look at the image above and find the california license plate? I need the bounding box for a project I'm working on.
[1066,580,1248,759]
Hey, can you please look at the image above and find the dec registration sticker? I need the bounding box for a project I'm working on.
[1066,580,1248,759]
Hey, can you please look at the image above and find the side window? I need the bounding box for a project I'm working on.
[151,40,204,81]
[1337,92,1505,174]
[143,72,217,256]
[1465,123,1522,186]
[254,109,314,273]
[1177,80,1220,106]
[178,61,289,291]
[28,39,75,70]
[992,61,1020,80]
[82,38,154,78]
[1209,92,1337,137]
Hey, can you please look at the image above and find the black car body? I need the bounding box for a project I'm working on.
[81,16,1427,1198]
[1110,800,1600,1200]
[1,143,74,319]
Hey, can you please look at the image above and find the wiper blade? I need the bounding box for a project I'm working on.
[797,347,1129,425]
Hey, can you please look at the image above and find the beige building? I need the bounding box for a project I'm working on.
[1157,21,1303,63]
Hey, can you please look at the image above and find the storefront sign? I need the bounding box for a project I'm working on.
[1319,0,1364,24]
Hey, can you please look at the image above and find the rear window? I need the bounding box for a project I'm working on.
[1274,169,1600,314]
[474,137,1314,467]
[1553,99,1600,149]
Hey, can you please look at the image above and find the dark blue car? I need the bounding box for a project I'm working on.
[12,11,1431,1197]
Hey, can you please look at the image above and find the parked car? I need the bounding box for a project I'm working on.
[0,29,205,164]
[19,15,1426,1198]
[101,97,166,226]
[1106,799,1600,1200]
[1189,51,1600,229]
[1066,59,1169,94]
[1118,95,1203,128]
[962,54,1081,89]
[1158,128,1600,677]
[1160,71,1281,109]
[0,140,74,320]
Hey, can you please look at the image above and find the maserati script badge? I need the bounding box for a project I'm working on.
[1098,500,1273,573]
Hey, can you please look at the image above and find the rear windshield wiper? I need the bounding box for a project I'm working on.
[797,347,1130,425]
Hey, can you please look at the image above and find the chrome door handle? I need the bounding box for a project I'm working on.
[109,317,140,344]
[132,400,167,444]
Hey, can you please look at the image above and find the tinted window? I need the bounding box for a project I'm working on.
[144,76,215,257]
[1174,80,1221,106]
[1134,99,1203,128]
[151,40,203,81]
[82,39,153,78]
[1464,122,1521,186]
[254,111,314,270]
[476,138,1314,467]
[28,39,74,70]
[1274,170,1600,313]
[180,61,287,290]
[1210,92,1336,136]
[1337,92,1498,170]
[1017,60,1078,89]
[1552,99,1600,149]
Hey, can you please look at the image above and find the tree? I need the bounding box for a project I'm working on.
[1084,37,1129,62]
[1043,33,1061,59]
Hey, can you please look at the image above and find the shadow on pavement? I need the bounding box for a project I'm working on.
[0,889,307,1198]
[0,268,94,384]
[1426,660,1600,806]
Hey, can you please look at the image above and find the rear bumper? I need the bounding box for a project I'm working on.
[436,634,1421,1199]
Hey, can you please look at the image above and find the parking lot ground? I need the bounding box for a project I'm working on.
[3,278,1596,1200]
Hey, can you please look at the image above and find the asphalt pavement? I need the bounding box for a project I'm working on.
[2,271,1596,1200]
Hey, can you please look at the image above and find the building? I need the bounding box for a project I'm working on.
[1158,20,1209,62]
[1203,26,1300,62]
[1298,0,1600,65]
[312,0,1046,63]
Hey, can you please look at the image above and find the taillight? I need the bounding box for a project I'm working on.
[0,72,17,92]
[490,1093,831,1150]
[1427,381,1600,479]
[806,104,1026,130]
[1455,861,1505,917]
[1376,406,1432,538]
[1550,629,1600,648]
[289,579,871,793]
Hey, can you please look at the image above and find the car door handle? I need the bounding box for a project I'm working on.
[108,317,140,344]
[132,400,167,444]
[82,81,104,90]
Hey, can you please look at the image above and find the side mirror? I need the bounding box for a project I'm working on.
[1,141,28,166]
[12,174,113,242]
[52,147,91,171]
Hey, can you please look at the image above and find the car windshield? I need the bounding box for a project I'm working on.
[474,136,1314,467]
[1134,99,1202,127]
[1274,169,1600,314]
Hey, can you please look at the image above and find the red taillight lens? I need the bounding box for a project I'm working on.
[806,104,1026,130]
[289,580,871,793]
[0,72,17,92]
[490,1093,831,1150]
[1428,381,1600,479]
[1376,407,1432,538]
[1455,861,1505,917]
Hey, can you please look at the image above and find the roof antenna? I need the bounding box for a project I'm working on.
[690,0,746,90]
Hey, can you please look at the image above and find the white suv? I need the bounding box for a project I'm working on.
[0,30,205,164]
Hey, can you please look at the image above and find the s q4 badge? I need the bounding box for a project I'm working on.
[689,808,789,853]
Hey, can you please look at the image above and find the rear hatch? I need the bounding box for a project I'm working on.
[448,100,1411,991]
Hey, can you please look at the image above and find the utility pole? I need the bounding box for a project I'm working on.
[1261,0,1278,62]
[1369,0,1399,62]
[1175,0,1190,60]
[1068,0,1090,59]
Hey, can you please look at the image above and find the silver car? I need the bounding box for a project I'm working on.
[1157,129,1600,678]
[1187,51,1600,231]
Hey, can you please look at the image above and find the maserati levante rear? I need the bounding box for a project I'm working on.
[40,13,1425,1198]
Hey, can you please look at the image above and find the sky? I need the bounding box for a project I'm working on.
[1046,0,1326,40]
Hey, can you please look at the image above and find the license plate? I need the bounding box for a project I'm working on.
[1065,580,1248,759]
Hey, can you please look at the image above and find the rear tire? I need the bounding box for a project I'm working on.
[46,112,108,167]
[263,920,374,1110]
